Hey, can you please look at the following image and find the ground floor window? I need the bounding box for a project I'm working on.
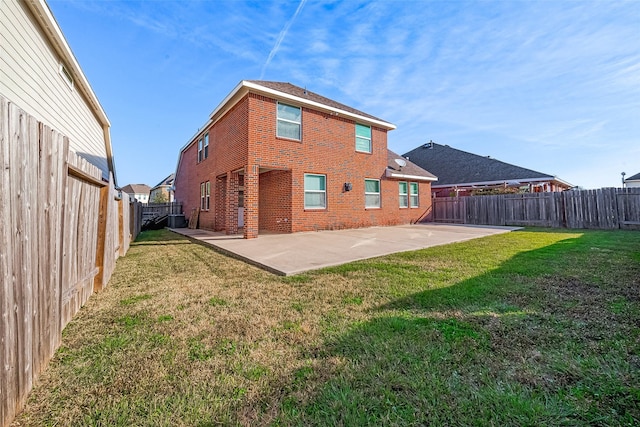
[365,179,380,208]
[200,181,210,210]
[304,173,326,209]
[399,181,408,208]
[410,182,419,207]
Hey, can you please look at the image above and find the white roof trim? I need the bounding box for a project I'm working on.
[207,80,396,130]
[385,169,438,182]
[432,176,573,188]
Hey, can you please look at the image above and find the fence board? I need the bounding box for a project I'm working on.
[1,95,141,427]
[431,188,640,230]
[0,94,16,427]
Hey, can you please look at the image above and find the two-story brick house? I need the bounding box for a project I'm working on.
[174,80,437,239]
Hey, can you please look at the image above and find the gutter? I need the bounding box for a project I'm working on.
[432,176,573,188]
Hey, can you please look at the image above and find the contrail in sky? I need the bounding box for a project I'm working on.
[260,0,307,79]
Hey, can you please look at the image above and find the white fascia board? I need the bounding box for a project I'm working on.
[207,80,396,130]
[26,0,110,128]
[432,176,571,188]
[385,169,438,182]
[178,119,213,154]
[243,81,396,130]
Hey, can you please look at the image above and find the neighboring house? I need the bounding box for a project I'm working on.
[0,0,116,184]
[149,174,175,203]
[174,80,437,239]
[404,141,572,197]
[120,184,151,204]
[625,172,640,188]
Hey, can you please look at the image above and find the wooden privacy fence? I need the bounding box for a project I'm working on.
[0,96,142,426]
[431,188,640,229]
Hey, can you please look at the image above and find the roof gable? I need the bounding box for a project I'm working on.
[403,142,565,186]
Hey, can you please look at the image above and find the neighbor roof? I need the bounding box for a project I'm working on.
[386,150,437,182]
[152,173,175,189]
[625,172,640,182]
[403,142,572,188]
[121,184,150,195]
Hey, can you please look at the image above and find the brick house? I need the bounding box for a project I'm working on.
[174,80,437,239]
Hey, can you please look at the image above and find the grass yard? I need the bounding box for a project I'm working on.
[12,228,640,426]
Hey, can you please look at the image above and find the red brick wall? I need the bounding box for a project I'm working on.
[258,170,292,233]
[175,91,433,236]
[247,94,431,232]
[175,97,249,231]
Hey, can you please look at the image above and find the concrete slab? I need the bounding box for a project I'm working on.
[169,223,521,276]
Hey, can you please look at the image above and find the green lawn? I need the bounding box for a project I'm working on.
[13,228,640,426]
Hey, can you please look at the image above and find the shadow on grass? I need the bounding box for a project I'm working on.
[274,230,640,425]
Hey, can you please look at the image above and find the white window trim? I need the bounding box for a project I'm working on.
[200,182,205,210]
[356,123,372,153]
[304,173,326,210]
[203,133,209,160]
[197,138,203,163]
[399,181,408,208]
[410,182,419,208]
[277,102,302,141]
[205,181,211,210]
[365,178,381,209]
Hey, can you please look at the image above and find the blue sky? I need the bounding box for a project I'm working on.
[48,0,640,189]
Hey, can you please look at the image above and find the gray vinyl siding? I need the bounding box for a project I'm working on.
[0,0,109,179]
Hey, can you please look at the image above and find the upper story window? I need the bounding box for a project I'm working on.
[204,133,209,159]
[277,102,301,140]
[365,179,380,208]
[356,124,372,153]
[197,137,203,163]
[304,173,326,209]
[410,182,419,207]
[399,182,408,208]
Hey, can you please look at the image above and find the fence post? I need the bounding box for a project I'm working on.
[93,184,109,292]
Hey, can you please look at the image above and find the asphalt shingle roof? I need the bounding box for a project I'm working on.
[626,172,640,181]
[387,150,437,180]
[246,80,387,124]
[403,142,558,186]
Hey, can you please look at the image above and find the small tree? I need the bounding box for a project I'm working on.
[151,191,168,203]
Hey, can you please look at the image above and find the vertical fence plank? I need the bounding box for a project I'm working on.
[0,96,16,427]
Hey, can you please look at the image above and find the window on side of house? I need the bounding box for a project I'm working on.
[399,181,408,208]
[410,182,419,207]
[200,182,205,210]
[197,138,203,163]
[304,173,326,209]
[277,102,301,140]
[365,179,380,208]
[205,181,211,210]
[204,133,209,159]
[355,123,372,153]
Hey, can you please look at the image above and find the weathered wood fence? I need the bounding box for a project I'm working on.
[431,188,640,229]
[0,96,142,426]
[142,202,183,218]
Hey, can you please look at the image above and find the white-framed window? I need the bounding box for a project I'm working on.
[277,102,301,140]
[304,173,326,209]
[399,181,408,208]
[410,182,419,207]
[200,182,206,210]
[205,181,210,210]
[356,123,372,153]
[204,133,209,159]
[197,138,203,163]
[365,179,380,208]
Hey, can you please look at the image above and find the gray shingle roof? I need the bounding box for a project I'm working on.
[626,172,640,181]
[246,80,386,124]
[153,173,175,189]
[403,142,562,186]
[387,150,437,180]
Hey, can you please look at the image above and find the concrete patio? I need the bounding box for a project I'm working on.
[169,223,520,276]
